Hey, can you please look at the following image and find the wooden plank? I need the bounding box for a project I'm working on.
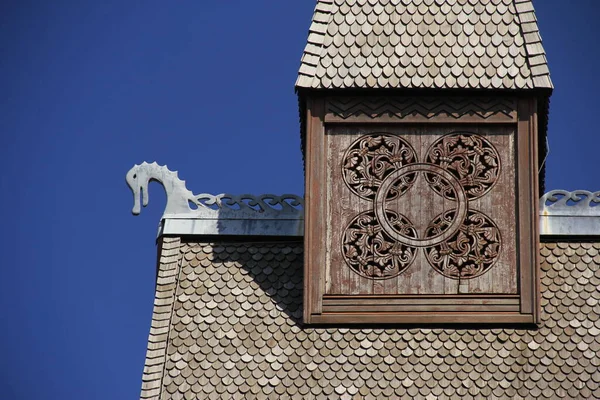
[328,127,353,295]
[323,293,520,298]
[309,313,535,325]
[303,97,314,323]
[516,98,536,318]
[324,96,518,124]
[313,97,326,316]
[324,114,517,124]
[530,98,541,323]
[323,305,520,313]
[346,129,363,295]
[304,97,326,323]
[323,294,519,303]
[533,100,541,325]
[322,295,520,312]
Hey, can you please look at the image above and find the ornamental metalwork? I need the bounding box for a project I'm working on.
[539,190,600,236]
[341,133,502,280]
[540,190,600,215]
[126,162,304,219]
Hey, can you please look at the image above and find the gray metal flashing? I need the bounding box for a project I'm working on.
[127,163,598,238]
[126,162,304,237]
[159,216,303,237]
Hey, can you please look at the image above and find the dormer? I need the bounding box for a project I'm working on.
[296,0,552,324]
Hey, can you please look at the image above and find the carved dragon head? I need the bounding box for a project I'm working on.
[126,161,305,221]
[126,162,153,215]
[126,161,196,216]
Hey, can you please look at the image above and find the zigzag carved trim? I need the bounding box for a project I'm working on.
[325,97,517,123]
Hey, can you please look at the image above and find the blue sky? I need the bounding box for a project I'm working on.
[1,1,598,399]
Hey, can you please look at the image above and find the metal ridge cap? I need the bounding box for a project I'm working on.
[126,162,305,219]
[125,165,599,237]
[539,214,600,237]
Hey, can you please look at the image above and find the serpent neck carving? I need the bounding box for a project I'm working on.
[126,162,304,219]
[126,162,194,216]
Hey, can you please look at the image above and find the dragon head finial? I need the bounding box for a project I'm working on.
[126,161,193,216]
[126,162,152,215]
[126,162,306,225]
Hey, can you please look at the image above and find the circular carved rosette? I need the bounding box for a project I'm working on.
[424,210,501,280]
[342,211,417,279]
[425,133,501,200]
[342,134,417,200]
[375,163,467,248]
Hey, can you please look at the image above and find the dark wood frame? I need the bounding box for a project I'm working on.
[303,94,540,324]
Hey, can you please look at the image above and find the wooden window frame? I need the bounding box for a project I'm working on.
[303,94,540,324]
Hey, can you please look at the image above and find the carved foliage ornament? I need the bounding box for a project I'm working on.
[341,133,501,280]
[342,135,417,200]
[426,133,500,200]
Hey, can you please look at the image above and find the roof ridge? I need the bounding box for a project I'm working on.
[296,0,335,88]
[513,0,553,88]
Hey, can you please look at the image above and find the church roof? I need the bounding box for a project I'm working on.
[141,238,600,399]
[127,163,600,399]
[296,0,552,90]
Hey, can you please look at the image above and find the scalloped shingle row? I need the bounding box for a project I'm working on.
[142,240,600,399]
[296,0,552,90]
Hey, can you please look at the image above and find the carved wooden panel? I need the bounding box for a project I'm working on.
[325,97,517,123]
[327,127,516,296]
[303,96,539,324]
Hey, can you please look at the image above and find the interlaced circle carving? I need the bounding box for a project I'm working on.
[426,133,501,200]
[342,211,418,280]
[341,132,502,280]
[342,134,417,200]
[375,164,468,248]
[424,210,501,279]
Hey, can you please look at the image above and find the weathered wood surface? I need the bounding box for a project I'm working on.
[304,97,326,320]
[324,97,518,123]
[517,97,540,322]
[326,125,517,296]
[303,96,540,324]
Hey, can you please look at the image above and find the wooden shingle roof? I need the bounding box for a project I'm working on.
[140,239,600,399]
[296,0,552,90]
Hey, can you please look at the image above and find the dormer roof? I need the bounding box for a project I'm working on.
[296,0,552,90]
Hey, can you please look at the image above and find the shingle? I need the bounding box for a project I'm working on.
[146,239,600,399]
[139,237,182,400]
[295,0,552,89]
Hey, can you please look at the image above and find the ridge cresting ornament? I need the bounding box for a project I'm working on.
[125,162,303,219]
[341,133,502,280]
